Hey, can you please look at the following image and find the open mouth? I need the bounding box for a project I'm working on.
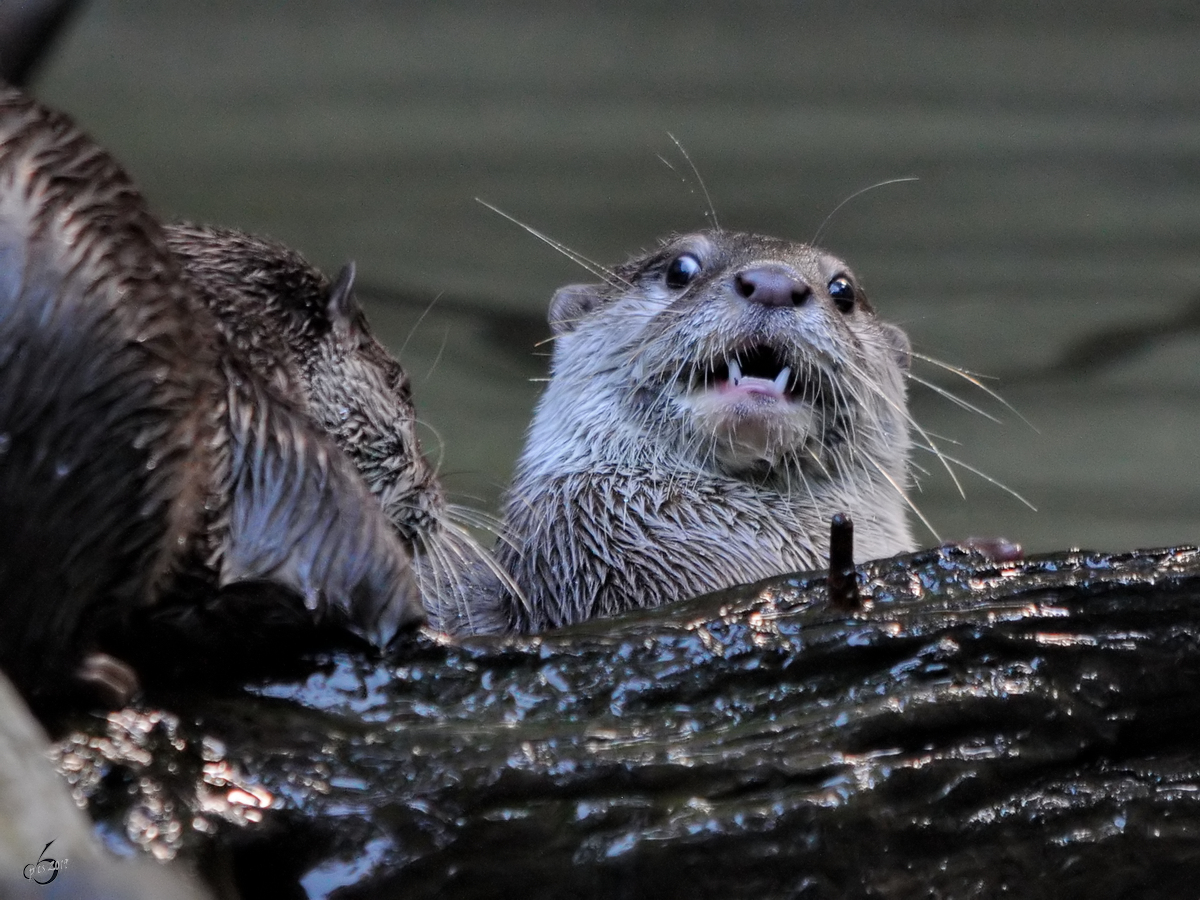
[689,344,806,401]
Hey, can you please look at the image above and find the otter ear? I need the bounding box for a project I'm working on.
[549,283,603,335]
[327,261,360,326]
[880,322,911,371]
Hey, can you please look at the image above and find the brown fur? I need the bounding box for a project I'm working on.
[0,84,422,700]
[164,225,507,635]
[165,225,443,546]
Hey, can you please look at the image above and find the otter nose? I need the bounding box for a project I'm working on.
[733,266,811,308]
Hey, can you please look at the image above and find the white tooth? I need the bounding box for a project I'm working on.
[773,366,792,393]
[727,358,741,385]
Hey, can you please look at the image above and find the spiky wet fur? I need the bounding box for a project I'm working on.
[167,225,443,544]
[166,225,507,634]
[496,230,916,632]
[0,85,422,698]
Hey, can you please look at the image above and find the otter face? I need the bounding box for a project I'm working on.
[548,230,911,479]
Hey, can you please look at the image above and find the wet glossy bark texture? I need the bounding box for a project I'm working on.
[55,545,1200,898]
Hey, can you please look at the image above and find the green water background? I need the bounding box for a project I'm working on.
[33,0,1200,554]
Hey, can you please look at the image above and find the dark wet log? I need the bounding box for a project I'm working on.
[58,546,1200,898]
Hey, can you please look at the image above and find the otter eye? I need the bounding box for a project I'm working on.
[665,253,702,289]
[828,276,856,313]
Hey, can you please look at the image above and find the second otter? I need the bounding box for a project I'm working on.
[0,85,424,701]
[164,225,504,634]
[165,225,443,549]
[493,230,916,632]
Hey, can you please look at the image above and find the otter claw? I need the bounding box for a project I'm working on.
[942,537,1024,563]
[75,652,141,710]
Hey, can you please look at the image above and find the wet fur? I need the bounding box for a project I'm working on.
[166,225,442,546]
[166,225,509,635]
[494,230,915,631]
[0,85,421,699]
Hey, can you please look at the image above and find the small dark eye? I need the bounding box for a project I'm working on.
[828,276,856,313]
[665,253,702,289]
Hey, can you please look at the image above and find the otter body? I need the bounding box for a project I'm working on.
[496,230,915,631]
[0,86,422,700]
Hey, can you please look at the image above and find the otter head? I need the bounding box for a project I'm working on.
[167,225,447,548]
[299,263,445,547]
[544,230,912,484]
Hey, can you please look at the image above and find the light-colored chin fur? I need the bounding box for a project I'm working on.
[684,390,819,471]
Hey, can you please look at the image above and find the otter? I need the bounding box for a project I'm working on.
[492,230,916,632]
[0,84,423,702]
[163,225,508,635]
[164,225,442,548]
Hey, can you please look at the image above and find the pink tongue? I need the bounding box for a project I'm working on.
[720,375,785,398]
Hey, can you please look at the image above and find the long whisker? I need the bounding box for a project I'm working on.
[913,428,961,447]
[423,325,450,382]
[665,132,720,231]
[398,290,445,358]
[865,453,940,542]
[911,351,1038,432]
[843,353,967,498]
[414,417,447,478]
[475,199,629,289]
[440,518,531,616]
[909,444,1038,511]
[444,503,523,553]
[811,177,919,246]
[428,542,474,633]
[906,371,1002,423]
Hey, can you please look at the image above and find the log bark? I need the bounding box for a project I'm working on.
[56,545,1200,898]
